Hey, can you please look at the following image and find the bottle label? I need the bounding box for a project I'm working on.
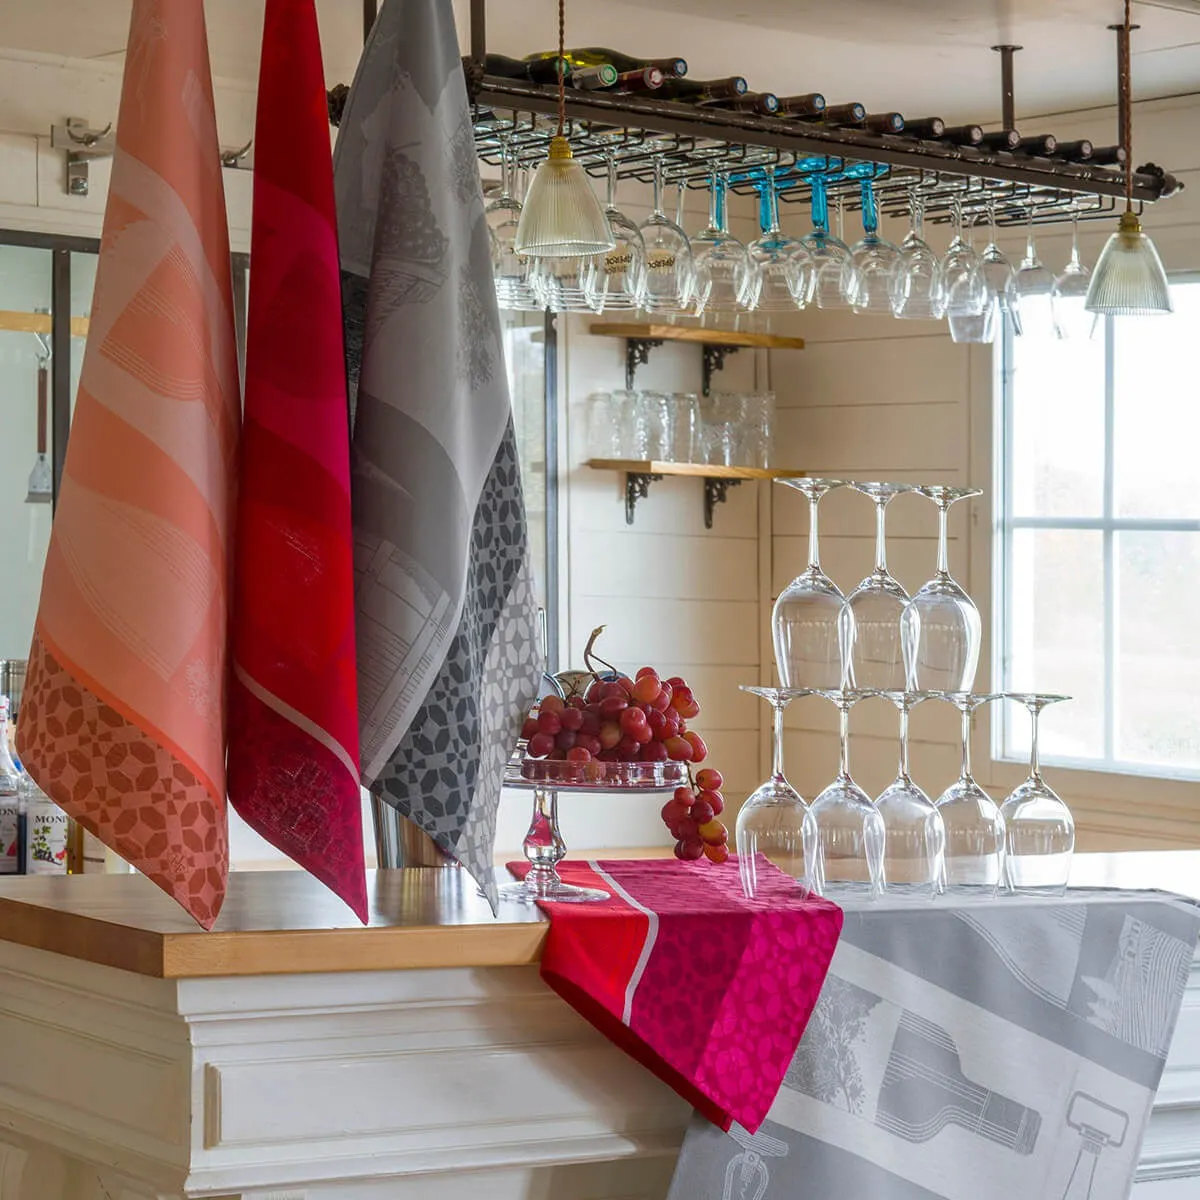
[646,251,677,271]
[604,248,634,275]
[0,802,17,874]
[26,803,69,874]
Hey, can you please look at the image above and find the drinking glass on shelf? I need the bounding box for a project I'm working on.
[611,389,645,458]
[1014,211,1056,338]
[800,175,855,310]
[873,690,945,895]
[935,691,1005,892]
[942,202,988,319]
[743,164,812,318]
[637,390,673,461]
[1000,693,1075,894]
[890,190,946,320]
[908,485,983,691]
[638,156,694,315]
[807,689,885,896]
[846,482,916,690]
[772,478,851,690]
[584,152,647,313]
[667,392,699,462]
[1052,210,1096,341]
[848,178,902,315]
[487,136,540,312]
[737,686,813,899]
[742,391,775,468]
[691,171,753,320]
[585,391,620,459]
[980,201,1021,328]
[702,392,745,466]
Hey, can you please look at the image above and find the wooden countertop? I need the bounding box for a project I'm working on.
[0,851,1196,981]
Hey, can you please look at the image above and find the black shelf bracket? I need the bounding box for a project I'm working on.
[626,337,664,388]
[625,471,663,525]
[704,477,742,528]
[702,343,740,395]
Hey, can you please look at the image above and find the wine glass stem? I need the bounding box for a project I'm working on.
[709,171,726,233]
[1029,705,1043,782]
[960,706,973,781]
[771,699,787,781]
[811,176,829,236]
[807,494,822,572]
[499,137,513,202]
[1069,210,1082,268]
[838,701,852,780]
[874,498,889,575]
[861,180,879,236]
[606,153,618,209]
[936,501,950,577]
[897,703,910,780]
[760,166,781,235]
[652,157,665,218]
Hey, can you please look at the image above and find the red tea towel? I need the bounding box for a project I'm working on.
[508,857,842,1133]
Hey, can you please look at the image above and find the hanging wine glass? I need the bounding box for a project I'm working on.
[807,688,885,896]
[637,155,694,315]
[584,151,647,312]
[846,481,916,690]
[1000,693,1075,894]
[691,170,753,321]
[890,188,946,320]
[486,135,540,312]
[1014,208,1056,338]
[743,164,812,319]
[772,478,851,690]
[980,199,1021,331]
[530,255,601,312]
[873,690,945,895]
[935,691,1006,892]
[1052,209,1096,340]
[800,174,855,309]
[942,201,987,318]
[908,485,983,691]
[847,178,901,315]
[736,686,813,899]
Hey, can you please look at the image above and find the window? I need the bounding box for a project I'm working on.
[996,278,1200,779]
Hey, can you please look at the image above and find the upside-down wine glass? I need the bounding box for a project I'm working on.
[846,482,915,690]
[942,200,988,318]
[1000,693,1075,894]
[737,686,813,899]
[981,200,1021,331]
[890,189,946,320]
[908,485,983,691]
[584,152,647,312]
[743,164,813,321]
[1052,210,1096,341]
[772,478,851,690]
[1014,209,1056,338]
[847,178,901,315]
[691,170,753,321]
[935,691,1005,892]
[487,136,540,312]
[638,155,694,315]
[801,174,855,310]
[874,691,945,895]
[806,688,885,896]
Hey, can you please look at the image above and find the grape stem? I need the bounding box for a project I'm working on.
[582,624,620,681]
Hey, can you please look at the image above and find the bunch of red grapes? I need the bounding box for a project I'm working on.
[520,667,729,863]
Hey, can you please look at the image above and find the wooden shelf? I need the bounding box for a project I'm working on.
[589,323,805,350]
[0,310,90,338]
[586,459,807,526]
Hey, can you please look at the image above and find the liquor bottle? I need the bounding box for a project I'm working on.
[484,53,569,85]
[1015,133,1057,156]
[937,123,985,146]
[1088,144,1127,166]
[22,777,69,876]
[979,128,1022,151]
[0,699,18,875]
[775,92,826,118]
[877,1014,1041,1155]
[706,91,780,115]
[602,66,664,93]
[1050,138,1094,161]
[903,116,947,140]
[557,48,688,78]
[568,64,619,90]
[658,75,748,103]
[820,102,867,126]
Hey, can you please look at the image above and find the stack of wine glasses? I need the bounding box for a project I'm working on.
[736,478,1076,902]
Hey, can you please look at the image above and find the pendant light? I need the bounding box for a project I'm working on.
[513,0,615,258]
[1085,0,1172,315]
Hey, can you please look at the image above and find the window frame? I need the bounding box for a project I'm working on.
[992,273,1200,783]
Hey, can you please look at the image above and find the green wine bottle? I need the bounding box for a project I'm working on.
[528,47,687,78]
[658,76,747,103]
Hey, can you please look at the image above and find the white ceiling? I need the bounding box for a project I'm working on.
[1,0,1198,122]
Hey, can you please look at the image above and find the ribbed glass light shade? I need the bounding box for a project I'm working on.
[1084,211,1173,316]
[514,137,615,258]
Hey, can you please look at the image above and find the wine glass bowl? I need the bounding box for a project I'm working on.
[890,191,945,320]
[638,156,694,315]
[743,164,812,316]
[584,152,647,312]
[942,206,988,319]
[1052,210,1095,340]
[691,172,752,319]
[848,180,901,315]
[801,175,855,310]
[1014,216,1057,338]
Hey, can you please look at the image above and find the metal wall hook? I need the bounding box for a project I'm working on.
[50,118,116,197]
[220,139,255,170]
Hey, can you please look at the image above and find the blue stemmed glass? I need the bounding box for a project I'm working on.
[801,174,855,310]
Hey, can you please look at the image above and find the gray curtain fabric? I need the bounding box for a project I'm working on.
[668,891,1200,1199]
[334,0,540,907]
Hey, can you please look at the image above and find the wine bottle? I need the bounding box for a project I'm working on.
[937,123,984,146]
[569,63,619,90]
[903,116,947,140]
[1088,144,1127,166]
[706,91,780,115]
[820,102,867,126]
[1015,133,1057,156]
[863,111,905,134]
[602,66,664,93]
[1049,138,1093,161]
[658,75,747,102]
[775,92,826,118]
[979,129,1021,151]
[485,53,569,84]
[563,48,688,78]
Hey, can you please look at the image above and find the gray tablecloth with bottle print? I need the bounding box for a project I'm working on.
[667,890,1200,1200]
